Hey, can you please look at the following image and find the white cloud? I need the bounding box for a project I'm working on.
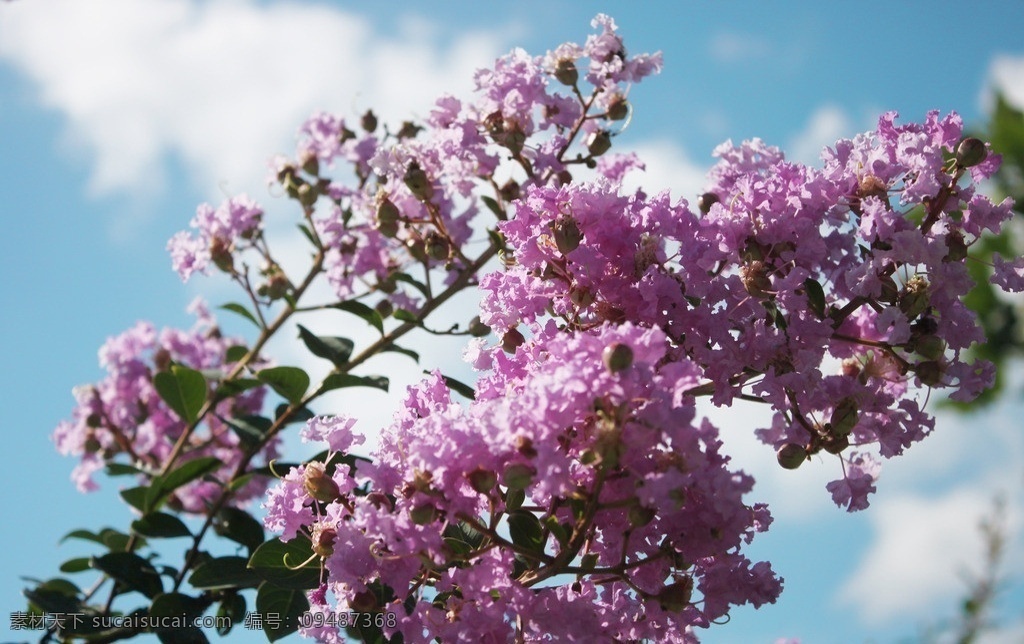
[983,54,1024,113]
[619,140,709,200]
[837,487,1022,625]
[709,32,774,64]
[787,104,854,166]
[0,0,510,225]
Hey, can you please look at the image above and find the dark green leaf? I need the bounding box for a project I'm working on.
[61,529,104,545]
[393,308,419,323]
[803,278,826,318]
[131,512,191,539]
[189,556,261,590]
[334,300,385,335]
[121,486,150,513]
[216,377,263,397]
[257,366,310,404]
[297,222,318,247]
[147,456,222,513]
[257,582,309,642]
[223,414,273,448]
[394,272,429,297]
[215,507,265,553]
[151,593,208,644]
[321,373,390,393]
[217,593,247,636]
[59,557,92,574]
[25,586,81,615]
[296,324,355,367]
[225,345,250,363]
[100,527,136,552]
[437,373,475,400]
[382,343,419,363]
[220,302,261,329]
[505,488,525,512]
[91,552,163,599]
[481,195,502,217]
[248,538,320,590]
[275,403,314,425]
[508,510,546,555]
[153,365,207,424]
[106,462,144,477]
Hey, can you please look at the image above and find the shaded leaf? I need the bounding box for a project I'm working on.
[257,366,310,404]
[220,302,260,329]
[257,582,309,642]
[296,324,355,367]
[248,538,320,590]
[153,365,207,424]
[131,513,191,539]
[334,300,385,335]
[189,556,261,590]
[91,552,163,599]
[321,373,390,393]
[215,507,265,553]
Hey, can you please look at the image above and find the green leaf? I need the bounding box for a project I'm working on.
[394,272,430,297]
[220,302,261,329]
[151,593,208,644]
[382,343,419,363]
[257,582,309,642]
[131,512,191,539]
[223,414,273,448]
[106,462,144,477]
[334,300,384,335]
[121,486,150,513]
[215,507,265,553]
[216,593,247,636]
[248,538,320,590]
[321,373,390,393]
[257,366,310,404]
[393,308,419,323]
[148,456,222,513]
[481,194,503,217]
[225,344,249,363]
[59,557,92,574]
[508,510,546,555]
[505,487,525,512]
[437,373,475,400]
[25,586,82,615]
[153,365,207,424]
[803,278,826,318]
[100,527,136,552]
[297,222,318,247]
[216,377,263,398]
[91,552,163,599]
[61,529,104,545]
[296,324,355,367]
[275,403,314,425]
[189,556,261,590]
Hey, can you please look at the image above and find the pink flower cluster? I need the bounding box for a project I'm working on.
[168,194,264,282]
[267,324,780,641]
[53,299,275,511]
[250,15,1024,642]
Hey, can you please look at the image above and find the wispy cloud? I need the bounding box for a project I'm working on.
[708,31,774,64]
[0,0,509,207]
[983,54,1024,112]
[787,104,854,166]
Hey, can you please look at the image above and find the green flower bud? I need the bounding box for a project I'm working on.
[697,192,719,215]
[502,463,535,490]
[776,443,806,470]
[374,298,394,319]
[603,342,634,373]
[409,503,437,525]
[587,130,612,157]
[360,109,378,133]
[655,578,694,612]
[303,462,340,503]
[502,328,525,354]
[944,230,968,262]
[468,316,490,337]
[403,162,434,201]
[606,95,628,121]
[425,232,451,261]
[552,215,582,255]
[955,137,987,168]
[915,360,945,387]
[553,58,579,86]
[628,504,656,528]
[914,334,945,360]
[741,261,773,299]
[466,467,498,494]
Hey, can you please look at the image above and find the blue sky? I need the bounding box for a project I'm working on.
[3,1,1024,642]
